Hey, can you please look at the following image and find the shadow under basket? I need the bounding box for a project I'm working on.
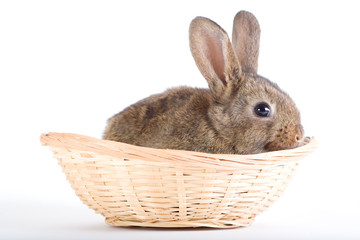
[40,132,317,228]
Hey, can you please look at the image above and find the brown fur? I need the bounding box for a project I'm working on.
[103,11,304,154]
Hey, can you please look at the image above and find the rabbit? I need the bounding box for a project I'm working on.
[103,11,305,154]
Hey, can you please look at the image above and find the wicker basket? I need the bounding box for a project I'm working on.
[40,132,317,228]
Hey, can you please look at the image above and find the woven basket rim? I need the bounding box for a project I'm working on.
[40,132,318,170]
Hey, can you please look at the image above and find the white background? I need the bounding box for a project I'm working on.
[1,0,359,239]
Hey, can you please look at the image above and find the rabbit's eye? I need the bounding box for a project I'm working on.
[254,103,271,117]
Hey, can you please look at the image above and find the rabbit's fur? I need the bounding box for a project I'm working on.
[103,11,304,154]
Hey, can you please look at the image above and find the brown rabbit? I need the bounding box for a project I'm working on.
[103,11,305,154]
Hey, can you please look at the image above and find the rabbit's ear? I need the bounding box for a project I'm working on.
[232,11,260,74]
[190,17,241,97]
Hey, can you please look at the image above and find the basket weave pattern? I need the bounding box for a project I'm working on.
[41,133,317,228]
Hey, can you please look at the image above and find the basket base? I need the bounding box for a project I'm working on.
[105,217,253,229]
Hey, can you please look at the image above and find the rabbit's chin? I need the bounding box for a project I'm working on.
[263,136,310,152]
[264,139,298,152]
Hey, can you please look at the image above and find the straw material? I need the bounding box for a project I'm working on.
[40,132,317,228]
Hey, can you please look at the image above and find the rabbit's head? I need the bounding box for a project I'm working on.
[190,11,304,154]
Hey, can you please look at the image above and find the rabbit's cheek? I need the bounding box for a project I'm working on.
[264,124,303,151]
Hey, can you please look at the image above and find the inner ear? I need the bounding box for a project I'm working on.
[205,33,226,85]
